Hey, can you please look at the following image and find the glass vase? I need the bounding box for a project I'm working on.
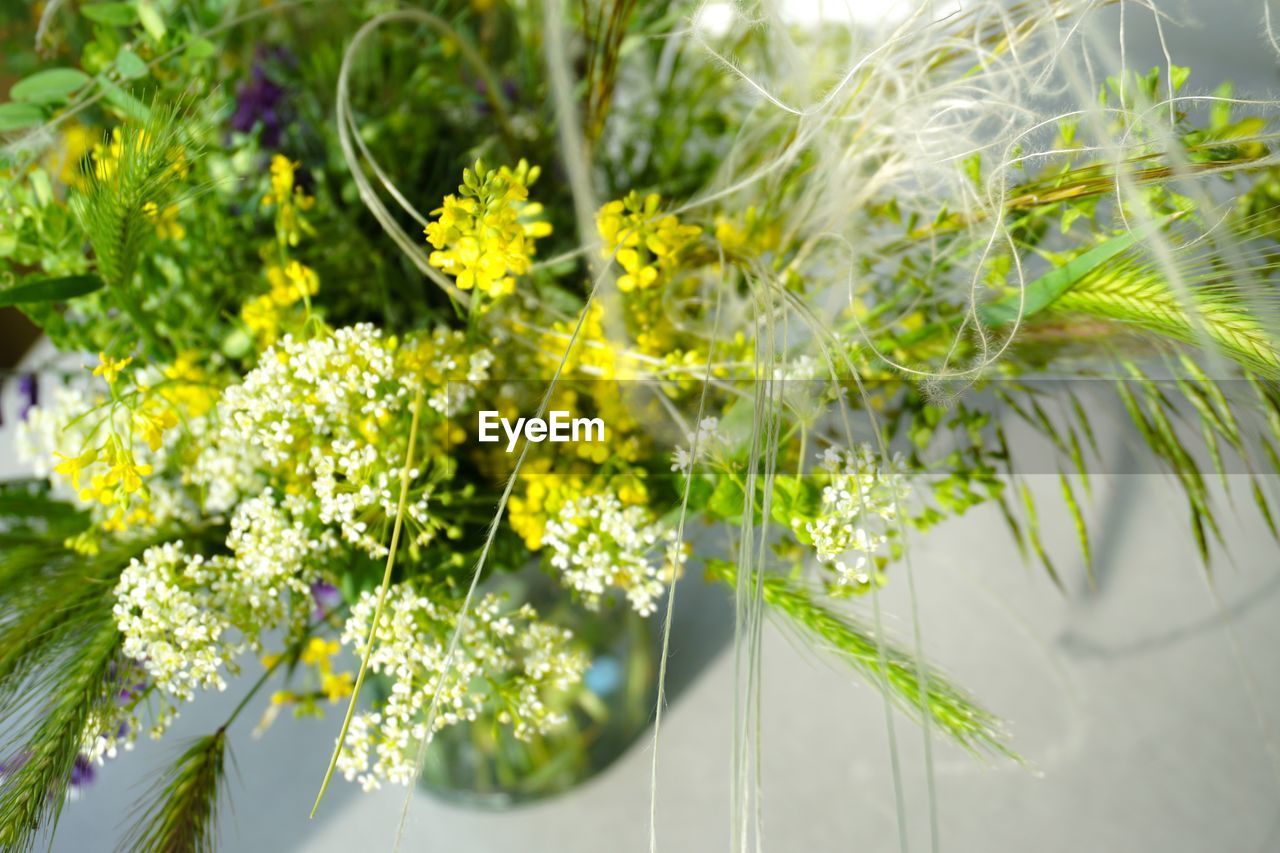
[416,567,659,807]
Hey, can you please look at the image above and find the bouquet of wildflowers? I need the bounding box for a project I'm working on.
[3,0,1280,849]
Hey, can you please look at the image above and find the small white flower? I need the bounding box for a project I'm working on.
[543,491,677,617]
[799,445,908,588]
[335,585,585,790]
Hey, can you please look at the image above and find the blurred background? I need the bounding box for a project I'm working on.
[3,1,1279,850]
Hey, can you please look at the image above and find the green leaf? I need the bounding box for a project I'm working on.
[0,102,45,132]
[137,0,167,41]
[1059,473,1093,588]
[980,215,1174,327]
[184,38,215,60]
[9,69,90,105]
[1170,65,1191,94]
[81,2,138,25]
[0,275,105,307]
[115,46,148,80]
[98,78,151,121]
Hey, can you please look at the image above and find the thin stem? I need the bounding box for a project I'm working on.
[311,382,425,818]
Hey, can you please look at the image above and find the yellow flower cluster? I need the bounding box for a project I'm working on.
[158,352,218,418]
[143,201,185,241]
[508,458,587,550]
[263,154,315,247]
[52,354,187,533]
[508,462,650,550]
[713,206,779,255]
[45,121,94,186]
[93,351,133,384]
[242,260,320,347]
[596,191,701,292]
[264,638,354,719]
[424,159,551,302]
[535,302,625,379]
[91,128,125,182]
[59,434,155,531]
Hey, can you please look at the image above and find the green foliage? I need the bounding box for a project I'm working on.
[0,617,121,851]
[0,274,104,307]
[9,69,91,105]
[118,732,229,853]
[706,560,1015,758]
[980,218,1170,327]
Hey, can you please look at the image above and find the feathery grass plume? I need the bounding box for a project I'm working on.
[0,480,90,596]
[1048,250,1280,379]
[0,562,117,711]
[705,560,1014,758]
[0,506,176,713]
[70,97,195,358]
[117,732,229,853]
[72,98,193,290]
[0,616,121,851]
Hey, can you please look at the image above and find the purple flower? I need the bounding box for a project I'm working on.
[17,373,38,420]
[231,63,288,148]
[68,756,95,792]
[118,681,147,703]
[311,581,343,619]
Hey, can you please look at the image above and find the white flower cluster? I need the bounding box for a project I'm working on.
[801,445,907,587]
[113,542,238,701]
[416,326,494,415]
[81,705,138,765]
[188,410,264,515]
[113,494,333,705]
[312,447,431,559]
[670,416,723,475]
[212,324,408,474]
[543,491,677,616]
[197,324,490,559]
[336,584,585,791]
[16,385,92,487]
[221,490,338,632]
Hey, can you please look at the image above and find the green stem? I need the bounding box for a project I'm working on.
[311,382,425,817]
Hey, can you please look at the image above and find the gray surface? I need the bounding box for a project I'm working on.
[3,2,1280,851]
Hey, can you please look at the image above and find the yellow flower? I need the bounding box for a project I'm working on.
[102,437,152,495]
[45,121,94,187]
[508,458,587,549]
[53,446,98,491]
[266,261,319,306]
[92,352,133,385]
[263,155,315,246]
[300,637,340,670]
[101,504,155,533]
[79,473,116,506]
[242,294,282,346]
[91,128,124,181]
[423,160,550,303]
[596,191,700,292]
[143,201,185,241]
[713,207,779,255]
[133,406,179,452]
[321,671,354,703]
[266,154,297,207]
[160,353,218,418]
